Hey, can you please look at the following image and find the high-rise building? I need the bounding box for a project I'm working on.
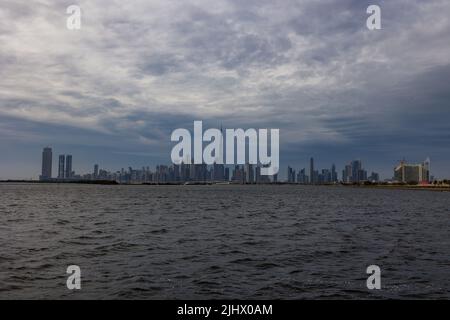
[342,164,352,183]
[213,162,225,181]
[320,169,331,184]
[343,160,367,183]
[65,155,72,179]
[94,164,99,179]
[58,155,65,179]
[310,157,314,184]
[368,172,380,182]
[297,168,308,184]
[287,166,295,183]
[351,160,362,182]
[232,165,245,183]
[173,164,180,182]
[255,166,261,183]
[331,164,338,183]
[190,162,196,181]
[40,147,53,181]
[245,163,254,183]
[394,159,430,184]
[224,167,230,181]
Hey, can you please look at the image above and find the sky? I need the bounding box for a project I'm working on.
[1,0,450,180]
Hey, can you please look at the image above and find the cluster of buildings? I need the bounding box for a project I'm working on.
[287,158,379,184]
[39,147,431,185]
[40,147,78,181]
[287,158,339,184]
[86,163,276,184]
[39,147,277,184]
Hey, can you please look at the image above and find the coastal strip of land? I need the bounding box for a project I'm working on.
[1,180,449,191]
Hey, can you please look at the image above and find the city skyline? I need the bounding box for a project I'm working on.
[30,146,439,184]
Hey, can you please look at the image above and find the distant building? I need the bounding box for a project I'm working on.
[58,155,65,179]
[287,166,295,183]
[297,168,308,184]
[224,167,230,181]
[331,164,338,183]
[65,155,73,179]
[368,172,380,182]
[213,162,225,181]
[320,169,331,184]
[255,166,261,183]
[40,147,53,181]
[394,159,430,184]
[245,163,254,183]
[232,165,245,184]
[273,172,278,183]
[342,160,368,183]
[94,164,99,179]
[309,157,314,184]
[342,164,351,183]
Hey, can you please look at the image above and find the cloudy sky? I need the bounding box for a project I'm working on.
[1,0,450,179]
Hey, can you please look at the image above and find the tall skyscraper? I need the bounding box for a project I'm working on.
[369,172,380,182]
[297,168,308,184]
[94,164,99,179]
[310,157,314,184]
[287,166,295,183]
[245,163,254,183]
[58,155,65,179]
[224,167,230,181]
[342,164,352,183]
[331,164,338,183]
[40,147,52,181]
[342,160,368,183]
[351,160,362,182]
[255,166,261,184]
[65,155,72,179]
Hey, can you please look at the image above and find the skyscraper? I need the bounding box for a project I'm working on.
[310,157,314,184]
[331,164,338,183]
[351,160,362,182]
[224,167,230,181]
[58,155,65,179]
[94,164,99,179]
[65,155,72,179]
[255,166,261,184]
[297,168,308,184]
[369,172,380,182]
[394,159,430,184]
[342,164,352,183]
[343,160,368,183]
[245,163,254,183]
[40,147,52,181]
[287,166,295,183]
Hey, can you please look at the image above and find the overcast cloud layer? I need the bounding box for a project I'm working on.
[1,0,450,179]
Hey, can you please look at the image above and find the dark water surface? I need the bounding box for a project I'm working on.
[0,183,449,299]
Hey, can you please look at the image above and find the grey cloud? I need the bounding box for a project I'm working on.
[1,0,450,178]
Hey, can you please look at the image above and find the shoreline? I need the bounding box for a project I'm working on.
[1,180,449,191]
[344,184,450,192]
